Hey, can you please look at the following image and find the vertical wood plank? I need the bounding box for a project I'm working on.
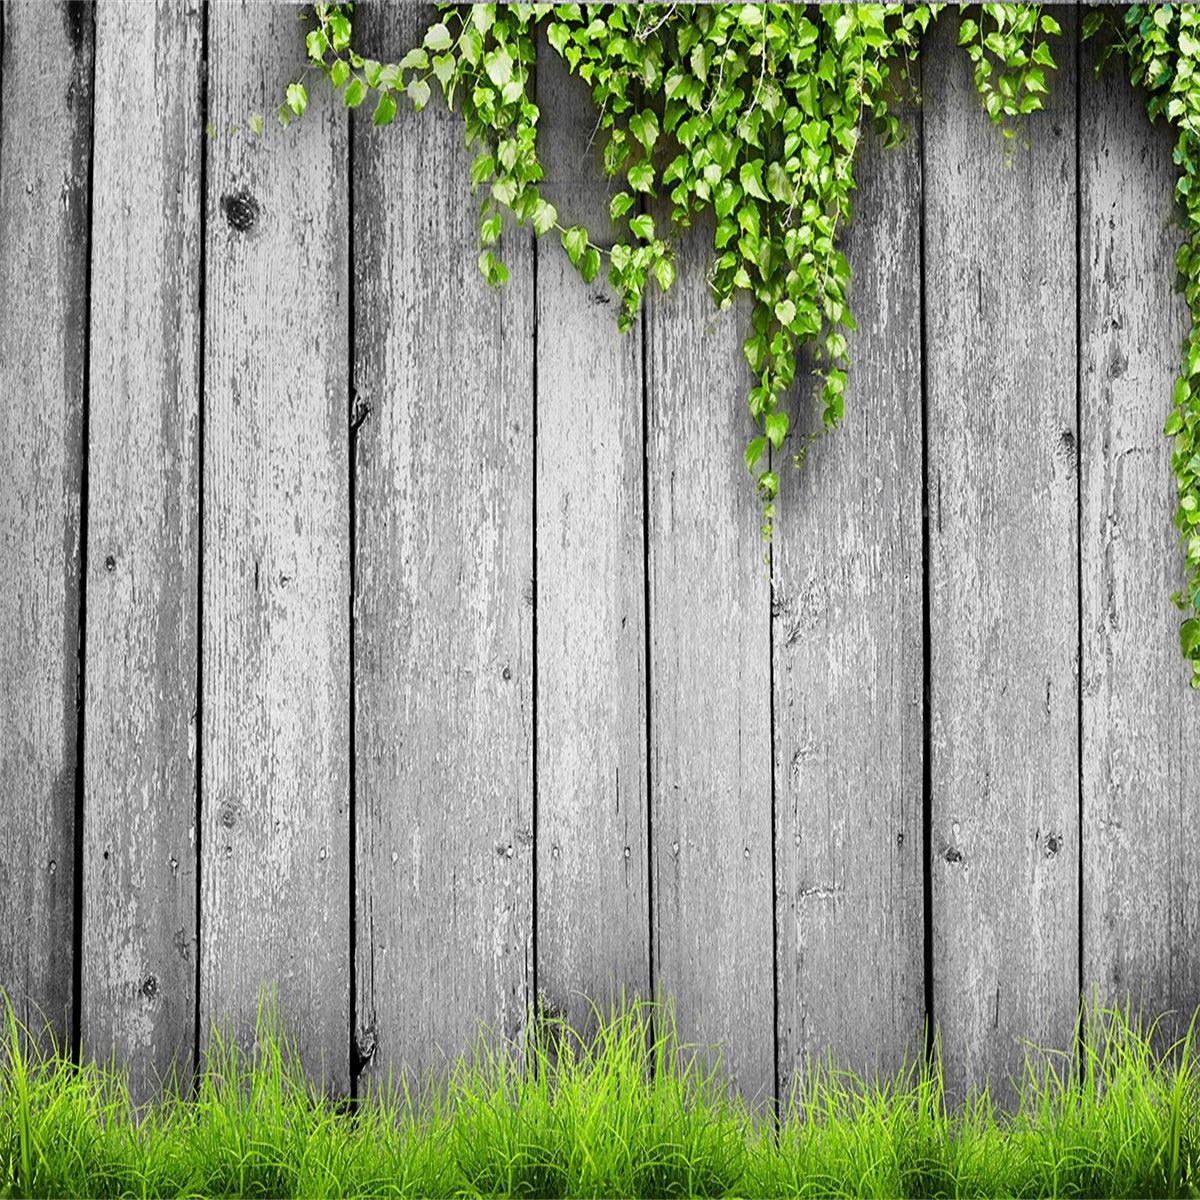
[0,0,92,1041]
[647,238,773,1101]
[353,6,534,1084]
[925,15,1079,1102]
[773,115,924,1098]
[1081,46,1200,1037]
[203,1,349,1089]
[82,0,202,1099]
[535,47,649,1030]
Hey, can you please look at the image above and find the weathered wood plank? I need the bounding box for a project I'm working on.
[202,1,349,1090]
[81,0,202,1099]
[773,114,924,1098]
[0,0,92,1042]
[353,6,534,1085]
[534,46,648,1031]
[925,14,1079,1102]
[647,236,774,1102]
[1080,43,1200,1038]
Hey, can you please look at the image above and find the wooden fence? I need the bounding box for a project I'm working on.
[1,1,1197,1107]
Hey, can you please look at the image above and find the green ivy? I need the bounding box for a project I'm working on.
[960,4,1060,134]
[288,3,1199,688]
[1082,4,1200,687]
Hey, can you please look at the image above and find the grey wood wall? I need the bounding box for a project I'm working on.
[0,2,1196,1108]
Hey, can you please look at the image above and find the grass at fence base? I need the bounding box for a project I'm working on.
[2,997,1198,1199]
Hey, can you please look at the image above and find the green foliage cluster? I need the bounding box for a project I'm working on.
[292,3,1064,539]
[5,996,1200,1197]
[958,4,1060,132]
[1084,4,1200,686]
[289,3,1200,686]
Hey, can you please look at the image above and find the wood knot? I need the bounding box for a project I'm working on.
[221,190,260,233]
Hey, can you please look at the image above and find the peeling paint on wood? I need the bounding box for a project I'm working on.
[647,230,774,1103]
[773,103,925,1100]
[202,0,350,1092]
[0,0,92,1045]
[925,13,1080,1105]
[534,42,649,1032]
[1080,34,1200,1043]
[82,0,203,1102]
[352,4,534,1087]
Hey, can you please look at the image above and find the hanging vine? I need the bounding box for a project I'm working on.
[285,3,1198,688]
[1083,4,1200,685]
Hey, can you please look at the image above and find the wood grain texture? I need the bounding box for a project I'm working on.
[534,46,649,1030]
[353,6,534,1086]
[773,115,924,1099]
[1080,43,1200,1038]
[647,233,773,1102]
[202,1,349,1090]
[0,0,92,1041]
[81,0,202,1099]
[925,14,1079,1103]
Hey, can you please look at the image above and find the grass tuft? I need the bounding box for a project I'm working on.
[2,994,1200,1198]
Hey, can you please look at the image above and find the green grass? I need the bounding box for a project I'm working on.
[2,995,1199,1199]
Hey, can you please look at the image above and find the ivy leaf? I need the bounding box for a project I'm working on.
[344,77,367,108]
[744,436,767,474]
[1081,10,1105,41]
[327,9,351,50]
[329,59,350,89]
[629,110,659,152]
[654,256,675,293]
[1182,619,1200,660]
[471,153,495,187]
[286,82,308,116]
[739,160,767,201]
[306,29,329,62]
[485,48,514,88]
[562,226,589,264]
[610,191,635,221]
[627,160,655,193]
[478,249,509,288]
[630,213,655,241]
[407,78,431,110]
[424,22,453,51]
[765,410,788,451]
[373,90,398,125]
[532,200,558,236]
[547,22,571,55]
[492,176,519,207]
[580,246,602,283]
[480,209,503,246]
[461,26,483,65]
